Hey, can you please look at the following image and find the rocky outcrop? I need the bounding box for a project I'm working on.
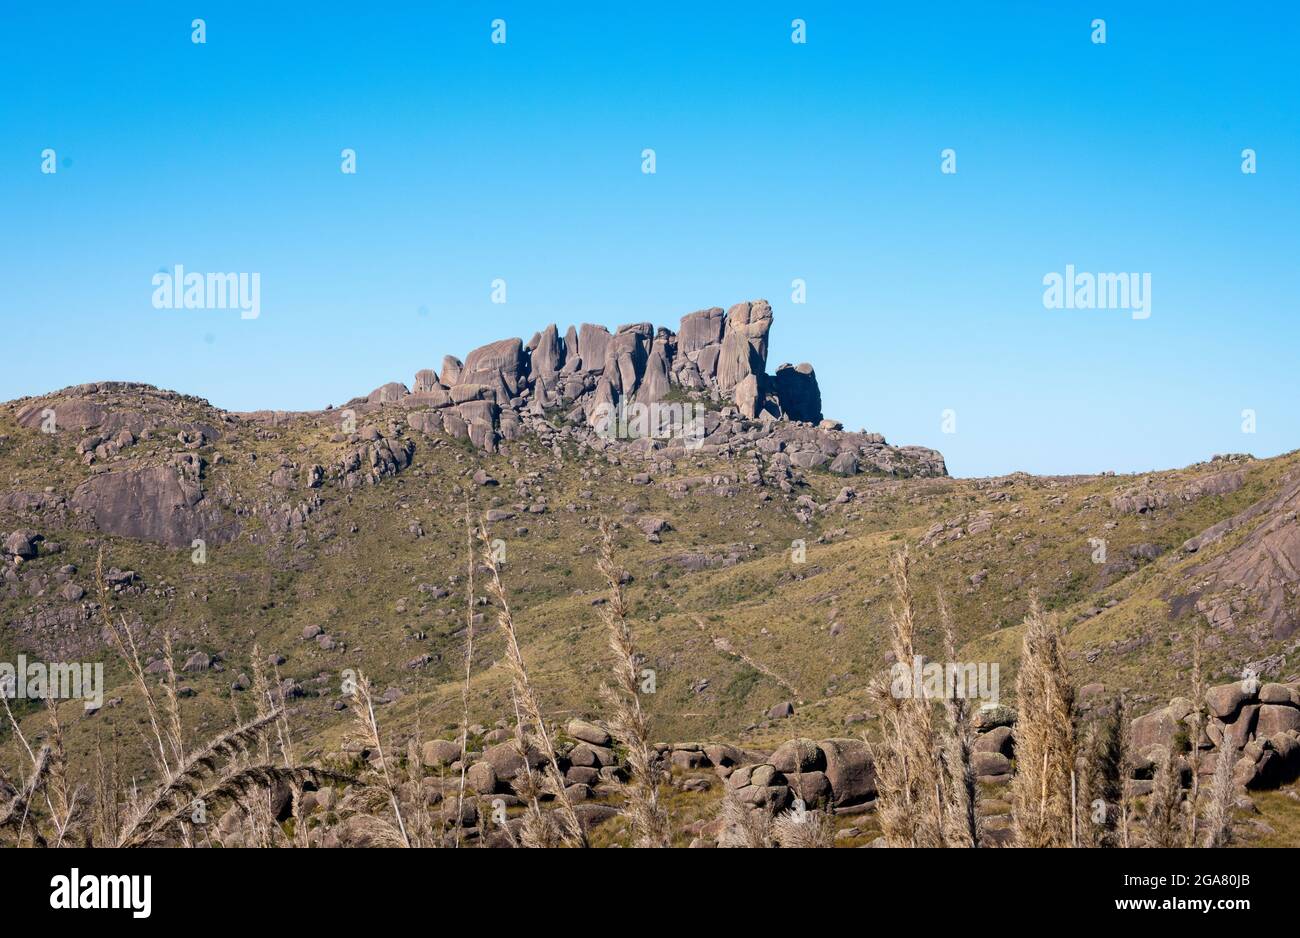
[1130,679,1300,791]
[357,299,946,478]
[715,300,773,392]
[70,455,235,548]
[1181,476,1300,641]
[774,363,823,424]
[455,337,527,403]
[1112,467,1247,514]
[13,383,222,467]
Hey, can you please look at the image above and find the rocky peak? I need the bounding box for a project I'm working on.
[387,299,794,428]
[352,299,944,478]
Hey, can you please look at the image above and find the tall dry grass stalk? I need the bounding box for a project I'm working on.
[346,671,411,847]
[869,548,947,847]
[508,692,557,848]
[771,802,835,848]
[1011,598,1076,848]
[1185,627,1204,847]
[1202,743,1236,848]
[91,732,122,848]
[937,590,979,848]
[96,549,177,783]
[479,525,587,847]
[41,699,79,846]
[1076,701,1127,848]
[595,519,671,847]
[454,498,476,848]
[1146,743,1184,848]
[0,744,51,846]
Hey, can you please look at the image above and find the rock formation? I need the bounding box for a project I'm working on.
[356,299,946,478]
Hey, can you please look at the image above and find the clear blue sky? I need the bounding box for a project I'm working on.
[2,2,1297,477]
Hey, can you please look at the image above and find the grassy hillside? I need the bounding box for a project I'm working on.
[3,385,1296,793]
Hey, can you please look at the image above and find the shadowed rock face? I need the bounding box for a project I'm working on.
[70,459,235,548]
[1182,477,1300,641]
[774,363,823,424]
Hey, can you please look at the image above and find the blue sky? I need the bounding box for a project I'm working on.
[2,2,1297,477]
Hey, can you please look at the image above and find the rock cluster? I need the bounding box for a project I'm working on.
[14,383,222,465]
[1132,679,1300,790]
[1111,467,1246,514]
[345,721,883,847]
[715,736,878,811]
[353,300,945,478]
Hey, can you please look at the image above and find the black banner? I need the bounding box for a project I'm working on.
[0,847,1285,925]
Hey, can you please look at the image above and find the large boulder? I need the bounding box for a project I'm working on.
[531,324,566,377]
[606,324,652,396]
[71,460,233,549]
[456,338,527,399]
[1255,704,1300,737]
[818,737,876,806]
[481,741,545,782]
[773,363,822,424]
[677,307,725,356]
[770,738,824,774]
[439,356,463,386]
[567,719,611,747]
[715,300,772,391]
[789,770,832,806]
[704,744,744,768]
[569,742,616,768]
[1260,683,1300,706]
[829,451,859,476]
[1223,704,1260,750]
[639,332,674,402]
[973,725,1014,758]
[973,751,1012,778]
[421,739,461,768]
[575,324,613,374]
[465,761,497,794]
[3,530,40,560]
[367,382,408,404]
[972,706,1017,731]
[1130,707,1178,755]
[1206,681,1256,721]
[734,374,762,419]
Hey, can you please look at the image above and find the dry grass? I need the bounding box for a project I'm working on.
[1010,598,1076,848]
[595,519,670,847]
[1202,742,1236,848]
[479,524,587,848]
[0,534,1276,850]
